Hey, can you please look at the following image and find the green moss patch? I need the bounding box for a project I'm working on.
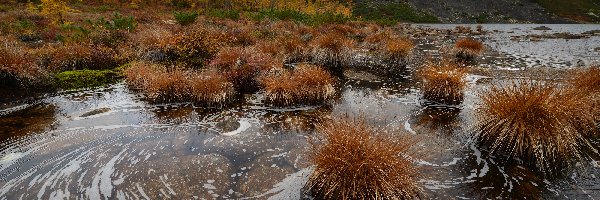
[55,69,120,90]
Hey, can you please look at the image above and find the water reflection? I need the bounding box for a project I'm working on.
[0,104,57,141]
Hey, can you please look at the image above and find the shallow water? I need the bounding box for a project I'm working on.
[0,24,599,199]
[418,24,600,69]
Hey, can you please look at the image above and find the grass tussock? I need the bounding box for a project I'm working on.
[453,38,485,60]
[566,65,600,125]
[419,61,467,104]
[124,61,235,105]
[475,81,597,172]
[210,47,283,93]
[310,32,355,75]
[568,65,600,94]
[355,31,414,76]
[0,39,49,87]
[173,27,227,67]
[260,64,335,106]
[306,117,421,199]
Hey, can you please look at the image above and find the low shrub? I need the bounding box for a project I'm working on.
[259,64,335,106]
[206,8,240,20]
[55,69,119,90]
[419,61,467,104]
[475,81,597,173]
[248,9,352,26]
[453,38,485,60]
[305,117,421,199]
[173,11,198,26]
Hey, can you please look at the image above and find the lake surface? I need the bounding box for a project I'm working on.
[0,24,599,199]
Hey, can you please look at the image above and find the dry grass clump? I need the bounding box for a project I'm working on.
[275,34,308,63]
[210,47,282,93]
[0,41,49,87]
[566,65,600,125]
[453,38,485,60]
[133,24,179,63]
[37,43,119,71]
[259,64,335,106]
[174,27,227,67]
[475,81,597,172]
[310,32,355,75]
[568,65,600,95]
[306,117,421,199]
[419,61,467,104]
[189,69,236,105]
[124,61,235,105]
[357,31,414,76]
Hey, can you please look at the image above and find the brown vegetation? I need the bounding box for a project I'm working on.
[124,61,235,105]
[568,65,600,94]
[306,117,421,199]
[566,65,600,129]
[419,61,467,104]
[454,38,485,60]
[0,39,49,87]
[259,64,335,106]
[475,81,597,172]
[210,47,282,92]
[310,32,355,75]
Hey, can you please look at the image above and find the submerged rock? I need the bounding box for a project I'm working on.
[79,108,111,118]
[532,26,552,30]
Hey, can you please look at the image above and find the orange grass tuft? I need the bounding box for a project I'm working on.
[189,68,236,105]
[385,38,414,60]
[310,32,355,75]
[174,27,227,67]
[124,61,235,105]
[0,39,48,86]
[568,66,600,94]
[419,61,467,104]
[259,64,335,106]
[566,65,600,128]
[210,47,282,93]
[475,81,597,173]
[454,38,485,60]
[306,117,421,199]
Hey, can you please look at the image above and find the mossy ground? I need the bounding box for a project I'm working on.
[55,69,120,90]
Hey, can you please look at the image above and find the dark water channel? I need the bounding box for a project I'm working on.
[0,24,599,199]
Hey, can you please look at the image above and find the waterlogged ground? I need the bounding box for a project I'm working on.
[0,24,599,199]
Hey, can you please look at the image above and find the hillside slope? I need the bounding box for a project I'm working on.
[355,0,599,23]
